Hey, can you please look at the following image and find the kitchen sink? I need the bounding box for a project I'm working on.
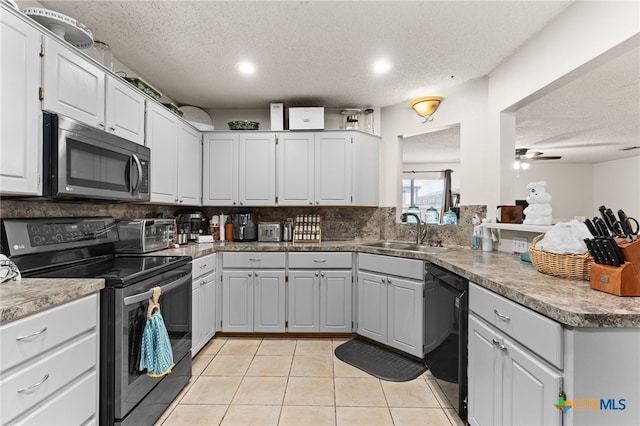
[363,241,450,253]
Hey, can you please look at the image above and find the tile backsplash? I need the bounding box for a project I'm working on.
[0,200,485,247]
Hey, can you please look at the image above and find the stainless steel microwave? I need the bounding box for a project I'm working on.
[43,112,150,202]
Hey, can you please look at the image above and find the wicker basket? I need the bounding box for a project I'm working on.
[529,234,593,280]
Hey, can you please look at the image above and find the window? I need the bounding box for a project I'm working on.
[402,177,444,219]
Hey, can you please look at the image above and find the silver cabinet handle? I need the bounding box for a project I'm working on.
[200,264,208,269]
[233,202,237,205]
[109,126,116,131]
[16,327,48,341]
[321,272,325,277]
[499,344,508,353]
[313,259,326,263]
[494,309,511,322]
[492,338,500,346]
[97,122,105,128]
[315,272,319,276]
[249,258,261,262]
[17,373,49,393]
[248,272,252,277]
[254,272,259,277]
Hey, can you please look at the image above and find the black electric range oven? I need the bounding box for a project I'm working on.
[1,217,192,426]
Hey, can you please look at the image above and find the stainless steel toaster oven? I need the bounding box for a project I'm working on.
[114,219,175,253]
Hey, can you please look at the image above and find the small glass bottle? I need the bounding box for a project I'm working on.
[425,207,440,224]
[363,108,374,134]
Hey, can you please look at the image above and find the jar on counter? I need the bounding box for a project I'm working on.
[425,207,440,224]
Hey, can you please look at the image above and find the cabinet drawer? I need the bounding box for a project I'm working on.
[469,283,563,369]
[192,271,216,291]
[0,294,98,372]
[289,252,352,269]
[1,332,97,424]
[16,370,97,426]
[358,253,423,280]
[223,252,286,269]
[192,254,216,279]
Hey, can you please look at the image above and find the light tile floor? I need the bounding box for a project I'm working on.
[156,337,466,426]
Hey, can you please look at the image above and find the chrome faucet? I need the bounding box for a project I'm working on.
[401,212,428,244]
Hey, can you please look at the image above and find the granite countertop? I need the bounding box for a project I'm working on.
[4,240,639,328]
[0,278,104,325]
[157,240,640,328]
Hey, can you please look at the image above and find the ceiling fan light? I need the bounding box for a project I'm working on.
[410,96,443,120]
[521,161,530,170]
[513,160,522,170]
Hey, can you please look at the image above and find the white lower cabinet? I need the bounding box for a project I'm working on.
[191,254,216,356]
[0,294,99,425]
[468,282,563,426]
[288,252,352,333]
[222,252,286,332]
[357,254,424,357]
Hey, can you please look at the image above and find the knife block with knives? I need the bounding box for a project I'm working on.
[590,239,640,296]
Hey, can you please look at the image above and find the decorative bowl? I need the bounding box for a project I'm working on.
[228,120,259,130]
[162,103,183,116]
[123,77,161,100]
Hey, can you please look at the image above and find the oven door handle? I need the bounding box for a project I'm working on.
[123,274,190,306]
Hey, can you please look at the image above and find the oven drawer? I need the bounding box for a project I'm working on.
[0,332,97,424]
[192,253,216,279]
[222,252,286,269]
[469,283,563,369]
[288,252,352,269]
[0,294,98,372]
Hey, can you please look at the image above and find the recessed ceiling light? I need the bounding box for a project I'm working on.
[372,59,392,74]
[236,61,256,75]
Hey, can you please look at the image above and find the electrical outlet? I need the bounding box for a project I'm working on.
[513,237,528,253]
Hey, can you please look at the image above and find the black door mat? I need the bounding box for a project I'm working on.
[334,338,427,382]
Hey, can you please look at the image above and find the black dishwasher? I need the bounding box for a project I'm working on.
[424,262,468,422]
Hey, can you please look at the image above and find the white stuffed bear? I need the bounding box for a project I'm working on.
[523,181,553,225]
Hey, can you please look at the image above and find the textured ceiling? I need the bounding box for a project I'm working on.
[29,1,639,164]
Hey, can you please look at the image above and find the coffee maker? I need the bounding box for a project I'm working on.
[177,212,209,242]
[231,213,257,242]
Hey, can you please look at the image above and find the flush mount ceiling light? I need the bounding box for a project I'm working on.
[372,59,392,74]
[236,61,256,75]
[410,96,443,122]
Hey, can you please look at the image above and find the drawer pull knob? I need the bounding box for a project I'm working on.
[313,259,326,263]
[321,272,325,277]
[493,309,511,322]
[492,338,500,346]
[17,373,49,393]
[315,272,319,277]
[500,344,508,353]
[200,264,207,269]
[16,327,48,341]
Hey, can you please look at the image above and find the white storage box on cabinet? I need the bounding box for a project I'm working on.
[289,107,324,130]
[288,252,353,333]
[0,294,99,425]
[222,252,286,332]
[192,254,216,356]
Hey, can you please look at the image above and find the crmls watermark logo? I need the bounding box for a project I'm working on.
[555,396,627,413]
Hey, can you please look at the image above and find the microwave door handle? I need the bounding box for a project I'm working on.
[131,154,143,195]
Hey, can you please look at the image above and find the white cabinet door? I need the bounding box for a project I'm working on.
[222,270,253,332]
[253,270,286,332]
[105,75,145,145]
[468,315,502,426]
[502,336,562,426]
[314,132,352,205]
[357,271,387,344]
[288,270,320,332]
[146,102,178,204]
[202,133,239,206]
[191,281,202,356]
[192,272,216,356]
[277,133,314,206]
[239,133,276,206]
[0,10,42,195]
[42,36,105,128]
[352,132,379,206]
[177,123,202,206]
[202,273,216,344]
[387,276,424,357]
[320,270,352,333]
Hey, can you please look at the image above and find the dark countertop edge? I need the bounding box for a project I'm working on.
[0,279,104,326]
[161,241,640,328]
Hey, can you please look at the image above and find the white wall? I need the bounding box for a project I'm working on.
[593,156,640,220]
[512,163,594,222]
[380,77,488,208]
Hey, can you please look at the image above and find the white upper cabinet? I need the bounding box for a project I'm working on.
[352,132,380,206]
[42,35,105,128]
[315,132,352,206]
[42,35,146,146]
[146,102,201,206]
[0,7,42,195]
[202,132,276,206]
[277,132,315,206]
[105,75,145,145]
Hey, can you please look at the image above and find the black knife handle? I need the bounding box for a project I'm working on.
[584,219,598,237]
[593,217,610,237]
[584,239,602,264]
[595,237,614,266]
[601,237,621,267]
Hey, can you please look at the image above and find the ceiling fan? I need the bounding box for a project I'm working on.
[515,148,562,161]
